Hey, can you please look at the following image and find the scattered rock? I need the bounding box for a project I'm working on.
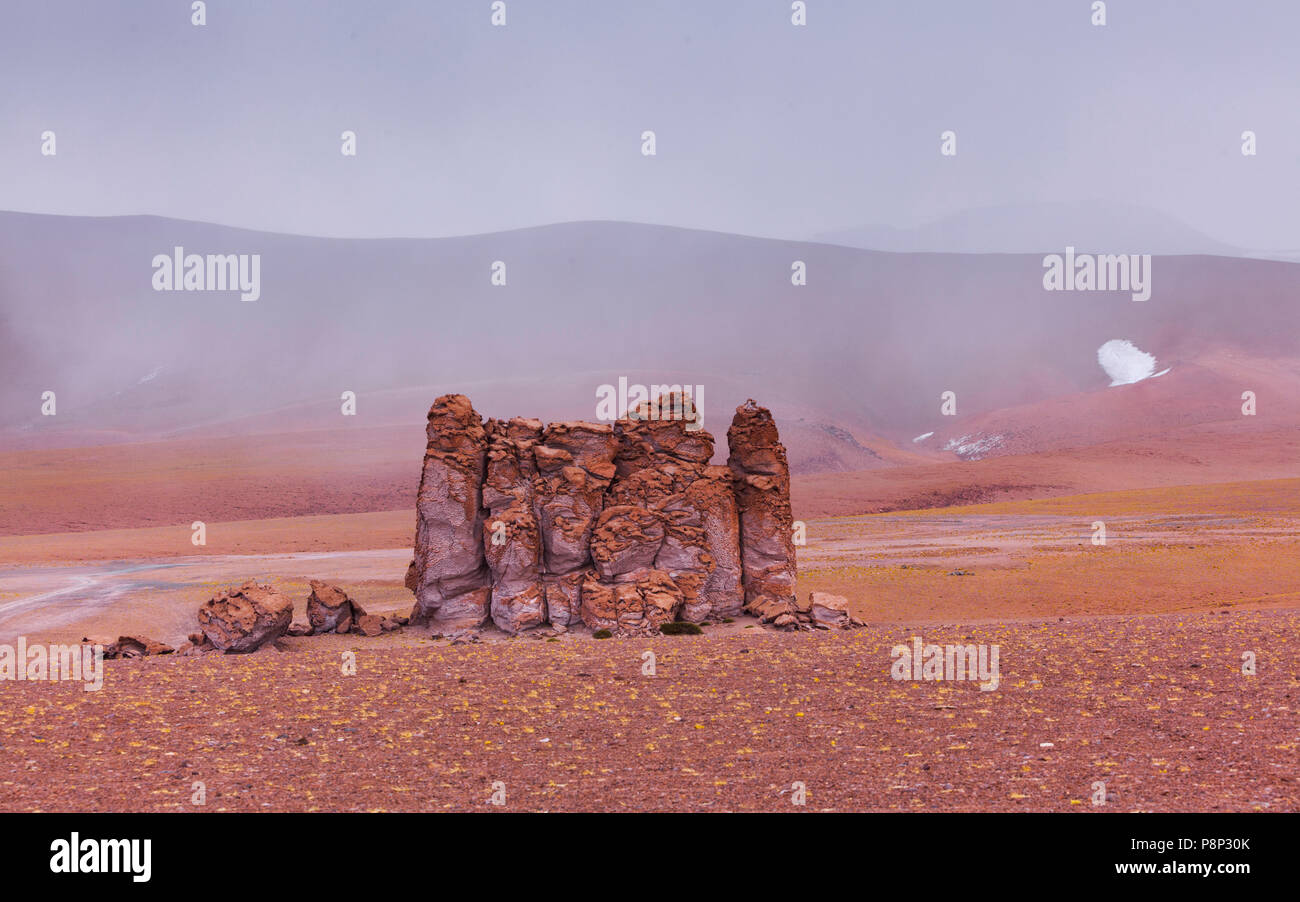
[356,614,385,637]
[771,612,799,630]
[102,635,174,659]
[198,580,294,653]
[174,632,214,656]
[306,580,366,635]
[808,591,851,629]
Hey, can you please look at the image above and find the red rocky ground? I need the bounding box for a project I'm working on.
[1,609,1295,812]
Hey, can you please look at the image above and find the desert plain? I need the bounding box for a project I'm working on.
[1,422,1296,812]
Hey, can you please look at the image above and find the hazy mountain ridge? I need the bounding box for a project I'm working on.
[814,201,1245,256]
[4,212,1299,473]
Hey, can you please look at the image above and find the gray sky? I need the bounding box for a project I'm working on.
[3,0,1298,246]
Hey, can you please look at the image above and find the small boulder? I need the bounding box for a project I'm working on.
[175,632,214,656]
[771,612,799,630]
[307,580,365,635]
[808,592,851,629]
[198,581,294,653]
[98,635,174,659]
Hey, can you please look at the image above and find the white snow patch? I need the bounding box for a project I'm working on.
[138,365,164,385]
[912,431,934,443]
[943,433,1004,460]
[1097,339,1164,386]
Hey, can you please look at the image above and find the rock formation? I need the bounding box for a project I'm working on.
[483,417,547,633]
[408,393,803,636]
[307,579,367,634]
[727,400,799,624]
[408,395,492,629]
[82,635,175,659]
[198,581,294,652]
[807,591,853,629]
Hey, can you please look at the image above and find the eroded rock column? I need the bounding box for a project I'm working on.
[679,466,743,620]
[409,394,492,629]
[533,422,619,629]
[483,417,546,634]
[583,394,719,631]
[727,399,798,626]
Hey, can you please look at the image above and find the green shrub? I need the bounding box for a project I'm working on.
[592,629,612,639]
[660,621,703,636]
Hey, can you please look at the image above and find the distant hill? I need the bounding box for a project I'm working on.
[814,201,1243,256]
[3,212,1299,475]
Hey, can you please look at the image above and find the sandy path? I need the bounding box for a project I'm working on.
[0,550,413,644]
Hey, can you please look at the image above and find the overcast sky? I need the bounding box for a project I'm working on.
[3,0,1298,247]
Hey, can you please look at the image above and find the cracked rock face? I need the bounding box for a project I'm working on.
[409,394,492,629]
[678,467,743,620]
[532,422,619,575]
[198,580,294,652]
[483,418,547,634]
[590,505,665,579]
[307,579,367,635]
[808,591,852,629]
[542,567,591,629]
[579,568,683,636]
[727,399,798,623]
[408,393,798,636]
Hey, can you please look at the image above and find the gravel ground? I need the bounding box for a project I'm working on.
[1,609,1295,812]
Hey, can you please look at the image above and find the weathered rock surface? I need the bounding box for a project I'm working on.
[198,581,294,652]
[543,568,591,628]
[727,400,798,623]
[533,422,619,573]
[356,614,386,637]
[579,568,683,636]
[481,419,548,634]
[591,505,665,578]
[307,579,366,635]
[612,393,711,482]
[601,393,720,627]
[680,467,743,619]
[93,635,174,659]
[409,395,492,628]
[483,500,545,633]
[808,591,851,629]
[483,417,543,511]
[406,392,801,637]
